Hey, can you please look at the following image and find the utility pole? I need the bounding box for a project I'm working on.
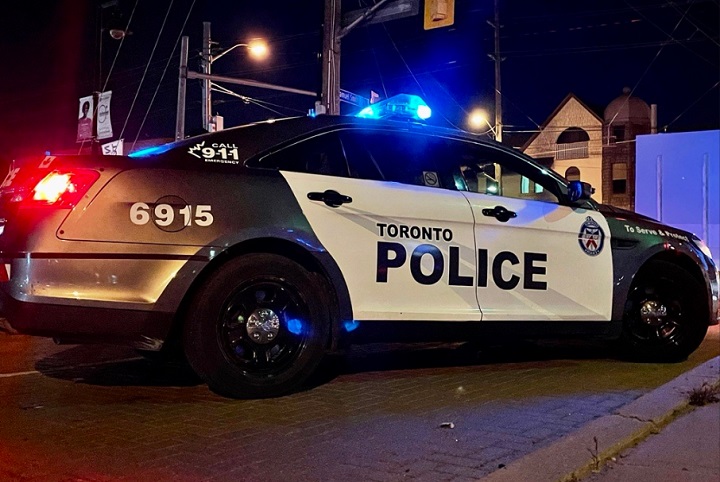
[321,0,342,115]
[176,36,189,141]
[321,0,391,115]
[491,0,502,143]
[201,22,212,132]
[175,25,316,138]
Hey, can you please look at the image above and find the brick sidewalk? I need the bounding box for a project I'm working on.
[1,327,718,481]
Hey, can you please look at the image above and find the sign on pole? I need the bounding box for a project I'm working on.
[76,95,94,143]
[101,138,124,156]
[343,0,419,27]
[339,89,370,107]
[96,91,114,140]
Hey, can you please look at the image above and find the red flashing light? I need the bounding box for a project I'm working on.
[30,170,99,207]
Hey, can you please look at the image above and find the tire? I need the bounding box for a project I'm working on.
[182,254,331,398]
[619,260,708,362]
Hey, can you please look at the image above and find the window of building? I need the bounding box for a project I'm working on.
[612,163,627,194]
[565,166,581,182]
[613,125,626,142]
[556,127,589,160]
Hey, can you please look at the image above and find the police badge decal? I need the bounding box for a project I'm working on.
[578,216,605,256]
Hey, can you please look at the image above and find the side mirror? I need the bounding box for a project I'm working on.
[567,180,595,202]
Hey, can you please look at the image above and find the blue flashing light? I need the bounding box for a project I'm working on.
[287,318,304,335]
[355,94,432,122]
[417,104,432,120]
[357,106,378,119]
[343,320,360,332]
[129,142,176,158]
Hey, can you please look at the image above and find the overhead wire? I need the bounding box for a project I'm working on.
[377,20,464,131]
[662,80,720,130]
[210,83,306,116]
[101,0,140,93]
[668,1,720,46]
[607,0,696,128]
[624,0,718,67]
[119,0,175,141]
[78,0,141,154]
[132,0,198,150]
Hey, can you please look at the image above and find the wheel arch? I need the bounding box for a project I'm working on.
[633,251,711,320]
[167,237,352,351]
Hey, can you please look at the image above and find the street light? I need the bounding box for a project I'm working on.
[212,39,269,64]
[200,37,270,132]
[468,108,497,137]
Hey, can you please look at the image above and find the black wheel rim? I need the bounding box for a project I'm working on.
[626,275,688,348]
[217,278,311,377]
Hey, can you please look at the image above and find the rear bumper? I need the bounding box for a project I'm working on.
[0,287,174,346]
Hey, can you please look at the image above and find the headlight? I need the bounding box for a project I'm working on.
[692,236,714,261]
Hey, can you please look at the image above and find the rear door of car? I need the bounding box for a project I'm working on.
[260,128,481,322]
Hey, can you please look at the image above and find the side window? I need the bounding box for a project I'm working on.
[452,141,563,203]
[339,130,456,189]
[259,132,349,177]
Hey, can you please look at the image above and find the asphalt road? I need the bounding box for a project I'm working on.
[1,326,718,481]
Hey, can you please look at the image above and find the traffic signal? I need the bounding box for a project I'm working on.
[424,0,455,30]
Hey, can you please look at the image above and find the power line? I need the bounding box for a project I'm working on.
[607,0,696,127]
[132,0,197,150]
[119,0,175,140]
[663,80,720,130]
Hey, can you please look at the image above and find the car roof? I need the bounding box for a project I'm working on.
[136,115,505,161]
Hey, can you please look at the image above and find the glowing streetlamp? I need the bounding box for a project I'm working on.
[468,108,496,137]
[212,39,269,64]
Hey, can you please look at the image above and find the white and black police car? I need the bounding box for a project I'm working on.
[1,95,718,398]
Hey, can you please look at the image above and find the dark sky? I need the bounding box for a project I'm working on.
[0,0,718,161]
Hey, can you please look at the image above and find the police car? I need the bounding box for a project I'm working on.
[1,95,718,398]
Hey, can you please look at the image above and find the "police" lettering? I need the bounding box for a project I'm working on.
[376,241,547,290]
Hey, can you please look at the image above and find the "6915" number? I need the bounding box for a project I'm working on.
[130,202,214,228]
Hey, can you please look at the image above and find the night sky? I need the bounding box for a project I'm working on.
[0,0,718,162]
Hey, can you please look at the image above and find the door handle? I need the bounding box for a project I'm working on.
[307,190,353,208]
[482,205,517,222]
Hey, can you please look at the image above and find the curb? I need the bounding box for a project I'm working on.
[481,356,720,482]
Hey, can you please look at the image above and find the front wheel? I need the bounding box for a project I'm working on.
[183,254,331,398]
[619,260,708,362]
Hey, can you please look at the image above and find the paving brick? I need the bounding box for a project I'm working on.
[0,329,717,481]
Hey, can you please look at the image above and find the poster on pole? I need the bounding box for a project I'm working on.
[76,95,94,142]
[101,139,124,156]
[96,91,114,140]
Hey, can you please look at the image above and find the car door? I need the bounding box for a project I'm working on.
[449,140,614,321]
[264,129,481,322]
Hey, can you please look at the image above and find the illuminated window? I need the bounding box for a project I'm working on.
[565,166,581,181]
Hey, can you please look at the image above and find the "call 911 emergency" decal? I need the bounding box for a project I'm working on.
[188,141,240,165]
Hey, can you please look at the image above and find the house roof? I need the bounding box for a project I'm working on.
[520,93,604,152]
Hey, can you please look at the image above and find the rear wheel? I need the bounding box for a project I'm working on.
[183,254,330,398]
[620,260,708,362]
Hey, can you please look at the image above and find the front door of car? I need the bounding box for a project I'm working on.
[453,142,614,321]
[265,129,481,322]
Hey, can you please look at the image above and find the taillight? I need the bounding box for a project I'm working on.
[29,170,99,207]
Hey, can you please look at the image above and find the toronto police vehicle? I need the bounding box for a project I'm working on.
[0,95,718,398]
